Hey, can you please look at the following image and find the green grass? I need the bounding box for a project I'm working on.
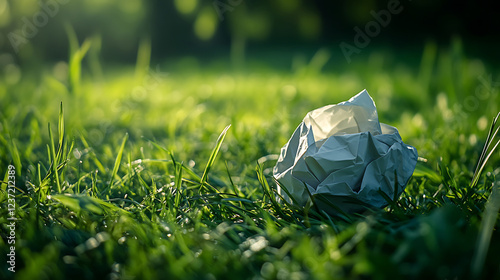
[1,40,500,279]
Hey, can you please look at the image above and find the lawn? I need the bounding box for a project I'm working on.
[1,39,500,279]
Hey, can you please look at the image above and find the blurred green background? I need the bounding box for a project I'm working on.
[1,0,499,64]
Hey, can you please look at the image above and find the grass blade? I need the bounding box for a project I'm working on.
[48,123,61,193]
[52,194,130,215]
[58,102,64,155]
[471,180,500,277]
[471,112,500,188]
[1,119,22,173]
[174,161,183,214]
[256,163,286,217]
[412,161,441,183]
[200,125,231,188]
[225,161,240,197]
[78,131,106,174]
[135,36,151,82]
[147,138,203,182]
[108,133,129,190]
[65,23,92,95]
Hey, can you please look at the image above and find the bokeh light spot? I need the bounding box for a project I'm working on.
[174,0,197,15]
[0,0,10,27]
[194,8,217,41]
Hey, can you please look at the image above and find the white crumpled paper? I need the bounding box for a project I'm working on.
[273,89,418,214]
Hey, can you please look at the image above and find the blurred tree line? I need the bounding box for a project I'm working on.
[0,0,497,63]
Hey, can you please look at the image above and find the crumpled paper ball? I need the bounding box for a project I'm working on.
[273,89,418,214]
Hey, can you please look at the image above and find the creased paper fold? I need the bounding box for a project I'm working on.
[273,89,418,214]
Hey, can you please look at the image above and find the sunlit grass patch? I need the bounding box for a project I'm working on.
[0,42,499,279]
